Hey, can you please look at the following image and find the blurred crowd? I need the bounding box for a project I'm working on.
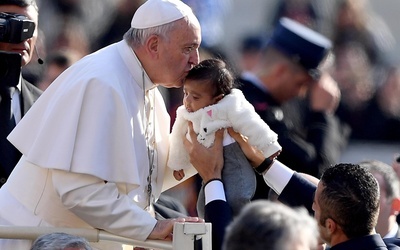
[237,0,400,142]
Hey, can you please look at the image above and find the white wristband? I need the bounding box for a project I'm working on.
[204,179,226,205]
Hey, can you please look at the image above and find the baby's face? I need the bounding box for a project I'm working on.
[183,79,217,112]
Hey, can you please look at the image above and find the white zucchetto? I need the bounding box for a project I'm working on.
[131,0,194,29]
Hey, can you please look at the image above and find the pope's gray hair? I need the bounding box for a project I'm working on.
[123,16,192,48]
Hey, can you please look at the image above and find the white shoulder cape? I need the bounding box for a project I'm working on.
[8,41,170,198]
[168,88,281,171]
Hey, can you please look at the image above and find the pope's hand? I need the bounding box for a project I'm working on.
[147,217,205,241]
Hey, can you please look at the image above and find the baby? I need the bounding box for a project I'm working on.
[168,58,281,217]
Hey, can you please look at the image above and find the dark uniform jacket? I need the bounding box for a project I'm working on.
[238,78,349,199]
[0,79,42,186]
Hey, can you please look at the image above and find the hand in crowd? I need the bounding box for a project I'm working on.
[183,122,224,182]
[309,72,341,114]
[148,217,204,241]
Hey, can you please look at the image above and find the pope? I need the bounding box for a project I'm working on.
[0,0,205,249]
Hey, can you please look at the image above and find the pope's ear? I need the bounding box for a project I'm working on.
[145,34,160,57]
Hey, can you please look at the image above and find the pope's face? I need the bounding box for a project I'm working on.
[157,17,201,88]
[0,5,38,66]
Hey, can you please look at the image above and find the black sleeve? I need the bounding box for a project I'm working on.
[204,200,233,250]
[278,172,317,214]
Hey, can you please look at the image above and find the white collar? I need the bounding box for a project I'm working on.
[17,74,22,91]
[241,71,268,93]
[383,222,399,238]
[117,40,155,92]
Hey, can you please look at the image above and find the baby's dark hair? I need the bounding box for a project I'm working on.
[185,58,235,97]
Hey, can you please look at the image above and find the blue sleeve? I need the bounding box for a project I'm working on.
[278,172,317,214]
[204,199,232,250]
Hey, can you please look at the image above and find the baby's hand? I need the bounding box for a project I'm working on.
[173,170,185,181]
[270,150,282,159]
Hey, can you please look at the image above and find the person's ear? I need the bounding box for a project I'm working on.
[391,197,400,215]
[145,34,160,58]
[214,94,224,103]
[325,218,337,234]
[273,62,288,77]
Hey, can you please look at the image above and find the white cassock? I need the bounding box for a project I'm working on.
[0,40,174,250]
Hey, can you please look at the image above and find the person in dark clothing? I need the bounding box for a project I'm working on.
[185,124,400,249]
[343,66,400,141]
[238,17,347,185]
[0,0,42,187]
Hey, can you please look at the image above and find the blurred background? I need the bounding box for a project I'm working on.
[221,0,400,165]
[217,0,400,66]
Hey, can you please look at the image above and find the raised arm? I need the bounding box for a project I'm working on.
[183,122,230,250]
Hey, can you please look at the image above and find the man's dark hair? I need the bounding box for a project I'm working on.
[319,163,380,239]
[0,0,38,11]
[185,58,236,97]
